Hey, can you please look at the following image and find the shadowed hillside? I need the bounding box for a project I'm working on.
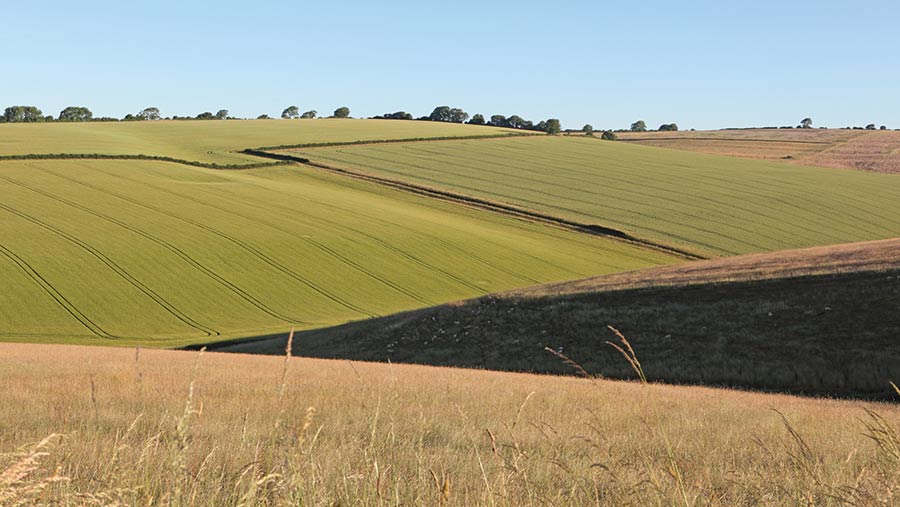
[224,239,900,398]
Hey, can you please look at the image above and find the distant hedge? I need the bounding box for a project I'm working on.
[0,153,293,170]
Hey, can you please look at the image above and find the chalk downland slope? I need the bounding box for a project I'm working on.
[0,159,673,347]
[3,342,900,505]
[618,128,900,174]
[227,239,900,398]
[284,136,900,257]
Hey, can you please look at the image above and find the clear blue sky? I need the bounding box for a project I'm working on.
[3,0,898,130]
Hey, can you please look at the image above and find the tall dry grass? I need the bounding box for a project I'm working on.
[2,341,900,505]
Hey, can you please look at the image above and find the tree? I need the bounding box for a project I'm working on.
[489,115,507,127]
[601,130,617,141]
[58,106,93,122]
[658,123,679,131]
[4,105,45,123]
[300,110,317,119]
[257,114,271,120]
[544,119,562,135]
[582,124,594,136]
[449,108,469,123]
[881,125,888,130]
[138,107,160,121]
[333,106,351,118]
[506,115,526,129]
[429,106,451,122]
[215,109,229,120]
[468,113,485,125]
[630,120,647,132]
[281,106,299,119]
[866,124,877,130]
[195,112,215,120]
[800,117,812,129]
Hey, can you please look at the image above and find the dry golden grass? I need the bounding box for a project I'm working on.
[3,342,900,505]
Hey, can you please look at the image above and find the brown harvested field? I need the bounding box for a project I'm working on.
[616,129,900,174]
[4,342,900,505]
[802,130,900,174]
[515,237,900,297]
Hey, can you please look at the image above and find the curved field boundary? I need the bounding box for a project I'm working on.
[251,132,540,151]
[0,153,291,170]
[247,150,705,261]
[0,138,700,261]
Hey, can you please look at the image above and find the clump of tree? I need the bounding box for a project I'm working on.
[543,118,561,135]
[373,111,413,120]
[281,106,300,119]
[3,106,45,123]
[630,120,647,132]
[866,124,877,130]
[257,114,272,119]
[300,110,317,119]
[58,106,93,122]
[138,107,161,121]
[658,123,679,131]
[428,106,469,123]
[800,117,813,129]
[332,107,351,118]
[583,124,594,136]
[467,114,485,125]
[601,130,617,141]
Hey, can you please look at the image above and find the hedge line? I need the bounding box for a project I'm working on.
[0,153,293,170]
[253,132,538,151]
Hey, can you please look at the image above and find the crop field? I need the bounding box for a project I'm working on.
[286,136,900,257]
[0,158,671,346]
[5,342,900,505]
[0,119,521,165]
[617,128,900,174]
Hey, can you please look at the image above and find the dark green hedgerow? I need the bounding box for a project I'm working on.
[0,153,292,170]
[253,132,537,151]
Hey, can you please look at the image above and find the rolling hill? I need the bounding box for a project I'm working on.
[224,239,900,398]
[0,118,523,165]
[0,158,672,346]
[283,135,900,257]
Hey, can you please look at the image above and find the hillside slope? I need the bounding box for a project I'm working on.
[0,159,672,346]
[285,136,900,257]
[226,239,900,398]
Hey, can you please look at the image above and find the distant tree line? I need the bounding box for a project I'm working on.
[16,105,887,134]
[372,106,563,134]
